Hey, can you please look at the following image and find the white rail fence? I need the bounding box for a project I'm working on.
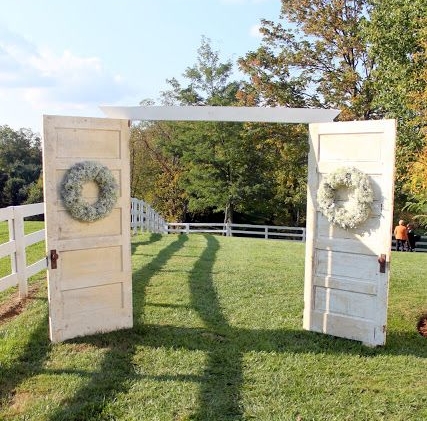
[167,222,306,241]
[130,199,306,240]
[0,203,46,298]
[3,200,426,298]
[131,198,167,234]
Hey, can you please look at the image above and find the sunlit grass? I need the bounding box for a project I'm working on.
[0,233,426,420]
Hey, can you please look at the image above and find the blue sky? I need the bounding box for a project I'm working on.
[0,0,282,134]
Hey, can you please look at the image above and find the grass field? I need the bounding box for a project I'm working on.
[0,232,426,420]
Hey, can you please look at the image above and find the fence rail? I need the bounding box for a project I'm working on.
[2,200,427,298]
[131,198,167,234]
[0,203,46,297]
[167,222,306,241]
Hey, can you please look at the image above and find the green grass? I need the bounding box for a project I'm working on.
[0,233,427,420]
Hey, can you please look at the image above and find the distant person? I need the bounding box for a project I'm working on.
[394,220,408,251]
[407,223,420,252]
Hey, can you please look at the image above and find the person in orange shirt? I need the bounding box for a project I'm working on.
[394,219,408,251]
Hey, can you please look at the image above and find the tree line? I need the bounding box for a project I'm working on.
[0,125,43,207]
[2,0,426,227]
[131,0,427,226]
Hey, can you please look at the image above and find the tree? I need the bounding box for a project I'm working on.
[0,126,42,206]
[159,37,272,224]
[129,121,190,222]
[238,0,376,120]
[367,0,427,211]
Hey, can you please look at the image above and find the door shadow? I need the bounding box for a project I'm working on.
[13,233,424,421]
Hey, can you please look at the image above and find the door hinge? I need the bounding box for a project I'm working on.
[378,254,386,273]
[50,249,59,269]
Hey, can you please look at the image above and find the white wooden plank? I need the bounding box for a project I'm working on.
[313,275,377,295]
[0,206,13,222]
[100,105,340,123]
[25,229,45,247]
[309,310,376,344]
[26,258,47,277]
[0,240,16,259]
[0,273,18,292]
[15,202,44,218]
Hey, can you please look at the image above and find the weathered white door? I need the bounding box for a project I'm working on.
[43,115,132,342]
[304,119,396,346]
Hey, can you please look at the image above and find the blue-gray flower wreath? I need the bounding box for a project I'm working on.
[317,166,374,230]
[61,161,118,222]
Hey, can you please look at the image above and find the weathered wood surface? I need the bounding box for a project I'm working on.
[43,116,132,342]
[304,119,396,346]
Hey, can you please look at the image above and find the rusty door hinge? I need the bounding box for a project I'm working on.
[50,249,59,269]
[378,254,386,273]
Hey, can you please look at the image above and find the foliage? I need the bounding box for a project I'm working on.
[238,0,375,120]
[0,126,42,207]
[130,121,190,222]
[404,199,427,228]
[367,0,427,210]
[1,233,427,420]
[132,38,286,224]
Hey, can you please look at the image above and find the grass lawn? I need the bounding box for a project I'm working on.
[0,232,426,420]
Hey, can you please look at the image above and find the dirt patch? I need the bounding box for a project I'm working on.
[416,314,427,338]
[0,284,41,326]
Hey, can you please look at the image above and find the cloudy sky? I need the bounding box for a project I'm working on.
[0,0,282,134]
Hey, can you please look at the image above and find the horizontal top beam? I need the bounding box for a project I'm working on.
[99,106,340,124]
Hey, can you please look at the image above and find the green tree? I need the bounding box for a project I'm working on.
[238,0,375,120]
[0,126,42,206]
[130,121,189,222]
[159,37,272,224]
[367,0,427,211]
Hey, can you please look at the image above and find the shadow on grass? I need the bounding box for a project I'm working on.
[18,233,425,421]
[187,235,243,420]
[130,232,163,253]
[0,303,50,406]
[44,234,189,421]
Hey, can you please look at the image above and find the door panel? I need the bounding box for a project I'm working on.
[304,119,396,346]
[43,115,132,342]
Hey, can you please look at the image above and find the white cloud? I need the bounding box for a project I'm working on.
[0,25,132,114]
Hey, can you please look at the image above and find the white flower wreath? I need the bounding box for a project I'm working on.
[317,166,374,230]
[61,161,118,222]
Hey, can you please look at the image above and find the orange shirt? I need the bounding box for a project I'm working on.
[394,225,408,240]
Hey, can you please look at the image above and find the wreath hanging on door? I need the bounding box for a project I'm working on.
[61,161,118,222]
[317,166,374,230]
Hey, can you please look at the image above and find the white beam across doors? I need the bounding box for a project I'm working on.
[100,105,340,124]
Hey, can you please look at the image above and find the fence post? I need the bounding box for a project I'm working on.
[185,223,190,234]
[12,207,28,298]
[264,227,268,239]
[301,228,306,242]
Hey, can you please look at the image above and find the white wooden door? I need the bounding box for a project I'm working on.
[304,119,396,346]
[43,116,132,342]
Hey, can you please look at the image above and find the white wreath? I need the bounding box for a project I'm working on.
[317,166,374,230]
[61,161,118,222]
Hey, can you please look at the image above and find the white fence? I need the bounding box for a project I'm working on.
[130,199,306,240]
[167,222,306,241]
[131,198,167,234]
[0,203,46,297]
[3,200,425,298]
